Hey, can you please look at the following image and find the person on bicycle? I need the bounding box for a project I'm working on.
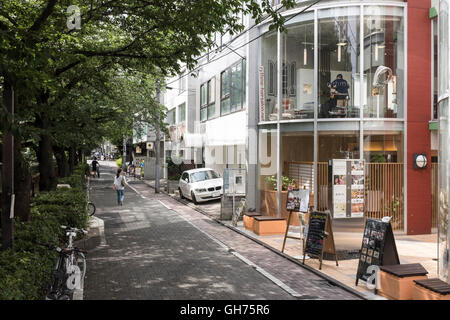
[91,157,99,178]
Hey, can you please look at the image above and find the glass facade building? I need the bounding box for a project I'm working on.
[255,1,431,234]
[438,0,450,283]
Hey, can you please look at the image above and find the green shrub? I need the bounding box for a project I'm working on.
[265,175,293,191]
[0,166,89,300]
[0,249,56,300]
[116,158,122,168]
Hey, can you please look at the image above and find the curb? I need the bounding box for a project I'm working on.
[141,181,369,300]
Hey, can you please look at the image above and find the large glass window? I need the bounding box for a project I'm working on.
[260,31,278,122]
[166,109,175,125]
[221,59,246,115]
[364,6,405,118]
[178,103,186,123]
[439,99,449,281]
[318,7,361,119]
[201,78,216,121]
[179,72,186,95]
[363,133,403,163]
[200,83,207,121]
[440,0,449,98]
[281,127,315,218]
[433,18,439,120]
[438,0,450,283]
[281,12,315,120]
[257,128,279,215]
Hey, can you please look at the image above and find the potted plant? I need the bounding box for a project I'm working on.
[262,175,299,225]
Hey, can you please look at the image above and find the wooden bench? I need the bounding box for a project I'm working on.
[252,216,286,236]
[378,264,428,300]
[413,278,450,300]
[243,212,262,231]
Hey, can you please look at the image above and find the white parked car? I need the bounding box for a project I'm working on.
[178,168,223,204]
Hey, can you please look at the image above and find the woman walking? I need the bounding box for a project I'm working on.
[113,168,127,205]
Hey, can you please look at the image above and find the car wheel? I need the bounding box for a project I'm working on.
[191,191,198,205]
[179,187,184,200]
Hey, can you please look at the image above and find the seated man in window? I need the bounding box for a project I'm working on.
[330,74,350,117]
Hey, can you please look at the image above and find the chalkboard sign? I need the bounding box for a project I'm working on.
[355,219,400,286]
[303,212,338,269]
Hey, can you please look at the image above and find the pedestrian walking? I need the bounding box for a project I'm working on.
[113,168,127,206]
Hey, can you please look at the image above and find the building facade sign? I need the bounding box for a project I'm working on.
[332,159,365,219]
[259,66,265,122]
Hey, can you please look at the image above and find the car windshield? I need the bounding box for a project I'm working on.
[190,170,219,183]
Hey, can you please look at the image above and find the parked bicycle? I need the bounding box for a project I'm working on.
[41,226,87,300]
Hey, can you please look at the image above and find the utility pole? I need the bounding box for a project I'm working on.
[1,80,14,250]
[155,82,161,193]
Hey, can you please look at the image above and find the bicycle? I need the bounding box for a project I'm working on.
[42,226,87,300]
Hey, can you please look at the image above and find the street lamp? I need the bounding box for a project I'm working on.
[413,154,428,169]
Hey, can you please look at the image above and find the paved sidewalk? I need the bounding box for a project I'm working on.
[139,181,438,299]
[84,171,298,299]
[130,182,363,300]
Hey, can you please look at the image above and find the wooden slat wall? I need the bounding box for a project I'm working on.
[364,163,404,230]
[286,161,405,230]
[317,162,328,211]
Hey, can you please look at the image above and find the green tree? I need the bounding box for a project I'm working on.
[1,0,297,249]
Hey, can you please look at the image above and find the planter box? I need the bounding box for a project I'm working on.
[379,272,428,300]
[253,216,286,236]
[243,212,262,231]
[378,264,428,300]
[263,190,300,226]
[413,279,450,300]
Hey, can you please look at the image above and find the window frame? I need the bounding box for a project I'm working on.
[200,77,216,122]
[178,102,186,123]
[220,58,247,116]
[166,109,176,126]
[178,72,186,95]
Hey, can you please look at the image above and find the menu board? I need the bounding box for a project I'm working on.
[286,189,310,213]
[304,212,328,256]
[355,219,400,286]
[332,159,365,219]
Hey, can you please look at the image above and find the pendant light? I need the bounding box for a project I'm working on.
[375,43,379,61]
[303,27,307,65]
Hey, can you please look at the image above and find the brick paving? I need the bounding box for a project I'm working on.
[84,170,293,300]
[131,181,361,300]
[84,167,361,300]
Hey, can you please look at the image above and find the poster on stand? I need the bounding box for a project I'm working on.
[332,159,365,218]
[286,189,310,213]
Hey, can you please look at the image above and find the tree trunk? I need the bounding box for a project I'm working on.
[78,149,82,164]
[1,79,14,250]
[68,146,76,175]
[54,146,69,178]
[36,112,57,191]
[14,138,31,222]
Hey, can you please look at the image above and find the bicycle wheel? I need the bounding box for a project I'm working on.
[87,202,96,216]
[46,257,67,300]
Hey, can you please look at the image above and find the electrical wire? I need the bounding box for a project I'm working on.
[166,0,323,86]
